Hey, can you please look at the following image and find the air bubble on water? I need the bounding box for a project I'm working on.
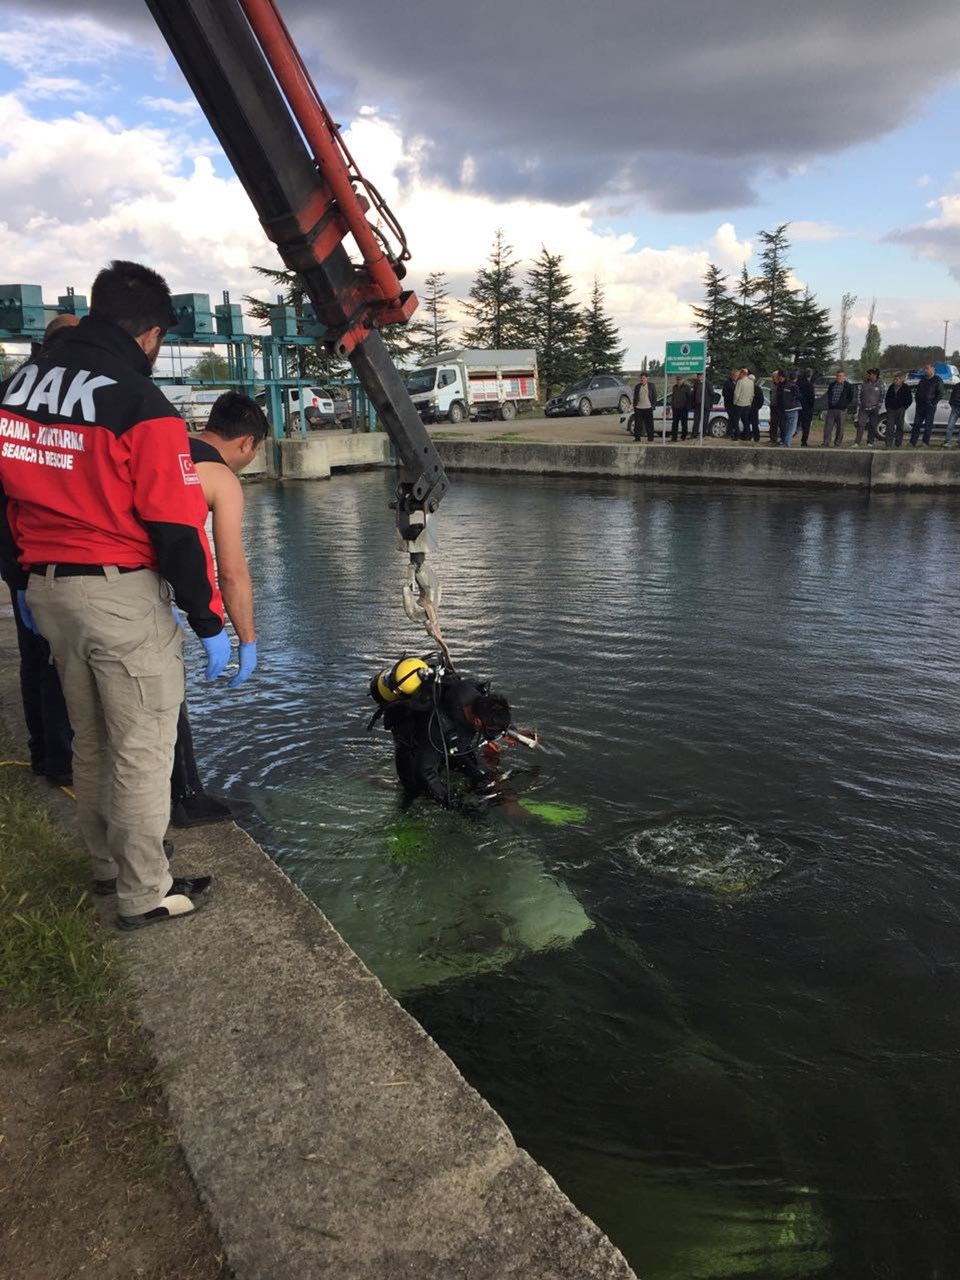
[626,819,790,893]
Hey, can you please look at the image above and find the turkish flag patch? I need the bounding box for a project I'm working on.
[179,453,201,486]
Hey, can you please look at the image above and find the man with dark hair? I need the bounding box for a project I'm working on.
[796,367,816,446]
[822,370,854,446]
[885,374,912,448]
[669,377,691,442]
[0,315,79,787]
[632,372,657,442]
[0,259,234,930]
[768,370,785,445]
[722,368,738,439]
[375,660,513,813]
[911,363,943,447]
[780,372,802,447]
[171,392,266,824]
[690,372,714,439]
[853,368,884,447]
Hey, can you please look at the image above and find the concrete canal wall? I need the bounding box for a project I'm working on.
[433,438,960,491]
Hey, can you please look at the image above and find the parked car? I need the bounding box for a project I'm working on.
[546,374,632,418]
[181,388,227,430]
[875,398,953,442]
[318,385,353,426]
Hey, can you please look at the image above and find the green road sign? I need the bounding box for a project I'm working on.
[665,339,707,375]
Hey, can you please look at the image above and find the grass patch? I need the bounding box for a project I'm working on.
[0,739,176,1181]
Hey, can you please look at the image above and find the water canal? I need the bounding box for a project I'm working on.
[188,470,960,1279]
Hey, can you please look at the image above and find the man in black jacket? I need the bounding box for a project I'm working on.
[796,368,816,447]
[632,373,657,442]
[911,363,943,446]
[768,371,785,445]
[670,377,691,441]
[691,373,714,439]
[944,381,960,448]
[0,260,229,930]
[884,374,912,448]
[822,371,854,446]
[384,671,512,812]
[721,369,738,439]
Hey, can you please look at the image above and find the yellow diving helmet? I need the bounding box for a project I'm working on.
[370,656,431,706]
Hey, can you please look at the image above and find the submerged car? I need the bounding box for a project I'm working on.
[546,374,632,417]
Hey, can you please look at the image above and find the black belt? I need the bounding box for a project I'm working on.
[30,564,147,578]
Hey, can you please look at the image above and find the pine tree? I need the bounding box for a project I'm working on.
[731,265,765,371]
[524,247,586,395]
[243,265,346,382]
[581,279,625,376]
[420,271,453,357]
[755,223,796,370]
[782,289,836,373]
[461,229,528,349]
[692,263,738,378]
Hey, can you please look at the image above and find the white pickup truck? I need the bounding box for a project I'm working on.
[406,349,538,423]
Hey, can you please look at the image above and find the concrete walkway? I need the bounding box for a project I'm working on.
[0,613,635,1280]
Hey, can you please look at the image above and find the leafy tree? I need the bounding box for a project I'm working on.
[581,278,625,375]
[524,247,586,394]
[880,343,945,369]
[190,350,231,384]
[461,229,529,349]
[860,322,881,371]
[0,344,22,380]
[692,262,738,377]
[838,292,857,365]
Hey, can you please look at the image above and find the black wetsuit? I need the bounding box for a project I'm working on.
[385,675,495,808]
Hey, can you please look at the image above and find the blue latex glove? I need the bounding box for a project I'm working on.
[201,629,231,680]
[228,640,257,689]
[16,589,39,635]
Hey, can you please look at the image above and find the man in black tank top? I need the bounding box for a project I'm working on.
[172,393,268,824]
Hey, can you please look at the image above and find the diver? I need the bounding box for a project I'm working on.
[369,656,513,813]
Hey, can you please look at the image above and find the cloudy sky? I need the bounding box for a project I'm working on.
[1,0,958,363]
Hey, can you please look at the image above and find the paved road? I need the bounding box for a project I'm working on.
[426,412,739,446]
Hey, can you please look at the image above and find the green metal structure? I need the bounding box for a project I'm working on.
[0,283,378,446]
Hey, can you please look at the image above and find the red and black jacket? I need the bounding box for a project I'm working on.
[0,315,223,637]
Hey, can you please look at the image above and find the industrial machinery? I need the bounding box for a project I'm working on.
[145,0,449,638]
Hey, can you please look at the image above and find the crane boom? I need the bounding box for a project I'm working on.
[145,0,449,622]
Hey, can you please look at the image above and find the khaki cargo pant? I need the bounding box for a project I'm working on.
[27,567,183,916]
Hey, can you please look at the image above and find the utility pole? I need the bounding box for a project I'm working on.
[944,319,951,356]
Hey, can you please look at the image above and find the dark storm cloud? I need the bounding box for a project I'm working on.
[5,0,960,212]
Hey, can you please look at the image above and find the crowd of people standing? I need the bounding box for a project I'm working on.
[630,362,960,449]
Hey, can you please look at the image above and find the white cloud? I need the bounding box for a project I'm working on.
[710,222,753,268]
[140,96,200,118]
[885,176,960,281]
[790,220,847,242]
[18,75,91,103]
[0,14,140,73]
